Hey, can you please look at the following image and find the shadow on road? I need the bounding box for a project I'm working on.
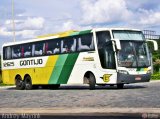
[5,84,147,91]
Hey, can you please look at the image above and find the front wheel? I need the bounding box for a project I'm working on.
[89,73,96,90]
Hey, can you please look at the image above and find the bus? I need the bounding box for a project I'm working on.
[1,28,158,90]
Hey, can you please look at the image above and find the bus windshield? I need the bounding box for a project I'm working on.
[117,41,150,68]
[113,30,151,68]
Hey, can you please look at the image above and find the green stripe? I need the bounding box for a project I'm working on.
[57,53,79,84]
[48,54,68,84]
[48,53,79,84]
[69,30,92,37]
[79,30,91,35]
[137,68,144,71]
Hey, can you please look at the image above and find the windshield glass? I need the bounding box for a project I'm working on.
[113,30,144,41]
[117,41,150,67]
[113,30,151,68]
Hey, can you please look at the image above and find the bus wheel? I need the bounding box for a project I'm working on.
[24,76,32,90]
[15,76,25,90]
[117,84,124,89]
[89,73,96,90]
[49,84,60,89]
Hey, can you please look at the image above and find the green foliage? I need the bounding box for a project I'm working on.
[151,72,160,80]
[153,59,160,72]
[148,39,160,73]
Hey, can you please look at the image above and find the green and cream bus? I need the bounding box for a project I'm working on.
[1,28,158,90]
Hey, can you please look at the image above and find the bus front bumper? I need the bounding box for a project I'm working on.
[117,73,151,84]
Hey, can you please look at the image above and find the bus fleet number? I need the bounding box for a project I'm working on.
[3,62,14,67]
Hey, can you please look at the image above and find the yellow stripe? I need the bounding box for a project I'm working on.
[34,55,59,84]
[144,68,148,71]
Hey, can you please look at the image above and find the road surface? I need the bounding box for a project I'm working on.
[0,81,160,118]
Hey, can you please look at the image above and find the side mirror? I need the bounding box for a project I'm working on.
[112,39,121,50]
[146,39,158,51]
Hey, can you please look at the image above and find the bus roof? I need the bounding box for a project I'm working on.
[2,29,93,47]
[2,28,141,47]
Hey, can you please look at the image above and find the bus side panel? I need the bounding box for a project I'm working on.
[48,53,79,84]
[33,55,59,84]
[2,68,35,85]
[67,52,118,85]
[67,52,97,84]
[2,70,11,84]
[11,68,34,83]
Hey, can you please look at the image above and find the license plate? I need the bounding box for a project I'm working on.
[135,76,141,80]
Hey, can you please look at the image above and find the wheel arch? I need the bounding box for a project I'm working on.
[24,74,32,82]
[83,71,96,84]
[15,74,22,82]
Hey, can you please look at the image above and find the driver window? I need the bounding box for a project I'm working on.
[96,31,116,69]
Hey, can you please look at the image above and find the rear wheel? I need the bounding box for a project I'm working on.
[88,73,96,90]
[24,76,32,90]
[15,76,25,90]
[117,84,124,89]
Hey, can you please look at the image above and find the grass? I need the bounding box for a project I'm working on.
[151,72,160,80]
[0,83,14,86]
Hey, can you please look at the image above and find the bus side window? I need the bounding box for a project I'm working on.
[61,40,67,53]
[61,38,76,53]
[77,34,94,51]
[78,38,90,51]
[45,42,52,55]
[70,38,77,52]
[32,44,35,56]
[33,42,44,56]
[3,47,11,60]
[12,46,21,58]
[53,42,60,54]
[23,44,32,57]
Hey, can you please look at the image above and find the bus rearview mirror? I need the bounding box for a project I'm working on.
[112,39,121,50]
[146,39,158,51]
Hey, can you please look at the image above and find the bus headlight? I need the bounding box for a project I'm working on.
[118,70,128,74]
[147,70,152,74]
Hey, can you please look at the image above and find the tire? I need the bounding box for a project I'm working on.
[117,84,124,89]
[89,73,96,90]
[24,76,32,90]
[15,76,25,90]
[49,84,60,89]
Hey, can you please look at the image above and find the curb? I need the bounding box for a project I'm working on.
[0,108,160,115]
[150,80,160,83]
[0,86,15,89]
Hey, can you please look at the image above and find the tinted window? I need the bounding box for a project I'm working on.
[12,45,21,59]
[45,39,61,55]
[61,37,77,53]
[3,33,95,60]
[32,42,45,56]
[22,44,32,58]
[3,47,12,60]
[96,31,116,69]
[77,33,94,52]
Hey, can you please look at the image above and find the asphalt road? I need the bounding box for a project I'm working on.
[0,81,160,109]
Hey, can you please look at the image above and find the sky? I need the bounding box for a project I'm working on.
[0,0,160,48]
